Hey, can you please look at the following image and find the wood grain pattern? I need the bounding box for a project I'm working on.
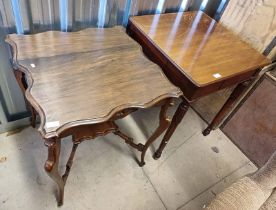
[128,11,271,140]
[6,26,181,139]
[128,11,272,138]
[6,27,183,206]
[129,11,271,87]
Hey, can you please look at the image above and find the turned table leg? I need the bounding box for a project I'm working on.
[44,138,65,206]
[138,99,173,167]
[202,79,253,136]
[154,98,189,160]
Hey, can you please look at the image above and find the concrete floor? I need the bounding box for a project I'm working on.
[0,102,257,210]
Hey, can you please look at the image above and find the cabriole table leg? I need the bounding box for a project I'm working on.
[139,98,173,167]
[154,98,189,160]
[44,138,65,206]
[202,79,253,136]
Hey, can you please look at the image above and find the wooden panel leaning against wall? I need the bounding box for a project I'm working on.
[223,70,276,167]
[192,0,276,123]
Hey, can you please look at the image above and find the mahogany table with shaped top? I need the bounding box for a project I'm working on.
[6,26,182,206]
[127,11,271,159]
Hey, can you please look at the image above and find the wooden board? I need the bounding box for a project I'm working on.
[223,74,276,167]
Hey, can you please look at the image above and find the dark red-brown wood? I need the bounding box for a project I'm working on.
[127,11,271,139]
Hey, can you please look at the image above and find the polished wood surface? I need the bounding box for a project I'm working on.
[128,11,272,152]
[7,27,182,206]
[129,11,271,87]
[6,26,181,139]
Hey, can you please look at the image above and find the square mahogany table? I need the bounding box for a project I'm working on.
[6,27,181,206]
[128,11,271,158]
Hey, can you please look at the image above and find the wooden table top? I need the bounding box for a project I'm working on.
[6,27,181,138]
[129,11,271,87]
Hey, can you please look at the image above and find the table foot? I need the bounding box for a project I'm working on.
[153,151,161,160]
[57,198,63,207]
[202,127,211,136]
[138,161,145,167]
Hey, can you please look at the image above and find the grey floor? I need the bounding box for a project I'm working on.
[0,102,257,210]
